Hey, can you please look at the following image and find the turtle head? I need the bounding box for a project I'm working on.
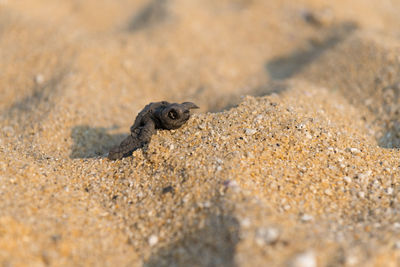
[158,102,199,129]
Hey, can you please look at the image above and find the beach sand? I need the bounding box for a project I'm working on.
[1,0,400,266]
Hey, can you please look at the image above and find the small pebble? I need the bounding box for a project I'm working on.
[255,227,280,246]
[324,189,333,196]
[348,148,360,154]
[297,123,305,129]
[245,128,257,135]
[283,204,291,211]
[343,176,352,184]
[148,235,158,246]
[240,217,251,228]
[290,251,316,267]
[386,187,394,195]
[35,74,45,84]
[346,254,359,265]
[301,214,313,222]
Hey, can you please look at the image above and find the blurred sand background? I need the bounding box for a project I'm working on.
[2,0,400,266]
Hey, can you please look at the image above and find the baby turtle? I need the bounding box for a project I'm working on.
[108,101,199,160]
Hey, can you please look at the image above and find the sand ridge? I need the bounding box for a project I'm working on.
[1,0,400,266]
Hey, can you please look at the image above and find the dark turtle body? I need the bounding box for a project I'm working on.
[108,101,198,160]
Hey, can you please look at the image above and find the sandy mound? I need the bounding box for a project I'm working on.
[1,0,400,266]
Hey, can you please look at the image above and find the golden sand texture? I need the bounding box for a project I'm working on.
[2,0,400,266]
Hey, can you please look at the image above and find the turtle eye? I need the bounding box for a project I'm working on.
[168,109,178,120]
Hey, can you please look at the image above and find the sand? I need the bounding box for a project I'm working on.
[1,0,400,266]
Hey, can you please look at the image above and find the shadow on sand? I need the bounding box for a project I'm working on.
[3,70,67,127]
[376,83,400,148]
[127,0,169,32]
[70,125,127,159]
[145,212,240,267]
[207,22,358,113]
[266,21,357,80]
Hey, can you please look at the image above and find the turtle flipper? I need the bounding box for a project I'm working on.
[108,120,156,160]
[108,134,141,160]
